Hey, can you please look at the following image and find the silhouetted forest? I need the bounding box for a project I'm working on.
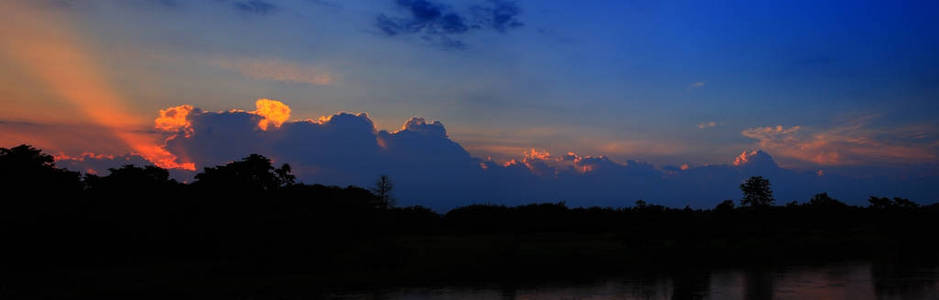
[1,144,938,298]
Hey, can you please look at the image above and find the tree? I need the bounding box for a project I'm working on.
[807,192,846,209]
[892,197,919,209]
[85,165,179,194]
[869,196,919,209]
[868,196,892,209]
[0,144,82,193]
[740,176,774,207]
[370,174,394,208]
[193,154,294,192]
[714,199,736,211]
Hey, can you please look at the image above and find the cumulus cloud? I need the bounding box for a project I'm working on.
[0,1,192,170]
[155,105,196,136]
[51,99,939,210]
[376,0,523,49]
[254,98,290,130]
[742,121,938,166]
[210,57,334,86]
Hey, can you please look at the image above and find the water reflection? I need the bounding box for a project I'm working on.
[329,261,939,299]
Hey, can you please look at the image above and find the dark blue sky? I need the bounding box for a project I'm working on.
[1,0,938,207]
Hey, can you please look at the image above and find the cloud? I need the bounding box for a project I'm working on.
[690,81,706,88]
[598,139,686,156]
[697,121,717,129]
[470,0,523,32]
[254,98,291,130]
[51,99,939,210]
[0,1,192,170]
[210,57,334,86]
[742,120,938,166]
[232,0,276,14]
[376,0,523,49]
[0,120,135,157]
[155,105,196,136]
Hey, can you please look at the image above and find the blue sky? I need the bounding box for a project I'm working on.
[1,0,938,207]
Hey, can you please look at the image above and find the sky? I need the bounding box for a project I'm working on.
[1,0,938,209]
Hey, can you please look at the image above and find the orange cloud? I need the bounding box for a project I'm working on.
[742,121,937,166]
[254,98,291,130]
[525,148,552,160]
[733,150,761,166]
[502,149,609,175]
[155,105,195,136]
[0,2,193,170]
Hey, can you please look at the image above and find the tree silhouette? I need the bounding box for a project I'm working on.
[0,144,81,194]
[193,154,294,192]
[85,165,178,193]
[869,196,892,209]
[806,192,847,209]
[869,196,919,209]
[370,174,394,208]
[892,197,919,209]
[740,176,774,207]
[714,199,736,211]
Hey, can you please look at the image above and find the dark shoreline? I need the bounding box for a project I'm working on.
[2,145,938,298]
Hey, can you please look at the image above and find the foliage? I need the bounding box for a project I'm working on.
[740,176,774,207]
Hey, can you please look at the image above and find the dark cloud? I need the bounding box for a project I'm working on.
[232,0,276,14]
[471,0,523,32]
[376,0,523,49]
[52,104,939,211]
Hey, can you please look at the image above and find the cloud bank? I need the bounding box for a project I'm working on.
[51,99,939,210]
[742,120,939,166]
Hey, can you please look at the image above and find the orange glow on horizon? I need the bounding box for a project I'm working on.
[0,2,193,170]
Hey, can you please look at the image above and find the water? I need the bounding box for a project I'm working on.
[327,262,939,299]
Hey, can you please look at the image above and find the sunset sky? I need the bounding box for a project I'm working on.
[2,0,938,208]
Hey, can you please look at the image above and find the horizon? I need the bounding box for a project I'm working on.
[2,0,938,209]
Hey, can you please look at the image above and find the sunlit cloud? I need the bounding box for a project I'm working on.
[211,57,334,86]
[0,2,193,170]
[742,120,938,166]
[155,105,196,136]
[733,150,765,166]
[501,149,618,176]
[254,98,291,130]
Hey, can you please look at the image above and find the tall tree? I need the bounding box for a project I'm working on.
[740,176,774,207]
[370,175,394,208]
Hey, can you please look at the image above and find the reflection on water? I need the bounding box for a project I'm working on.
[329,261,939,299]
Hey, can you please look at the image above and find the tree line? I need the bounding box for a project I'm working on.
[1,144,938,296]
